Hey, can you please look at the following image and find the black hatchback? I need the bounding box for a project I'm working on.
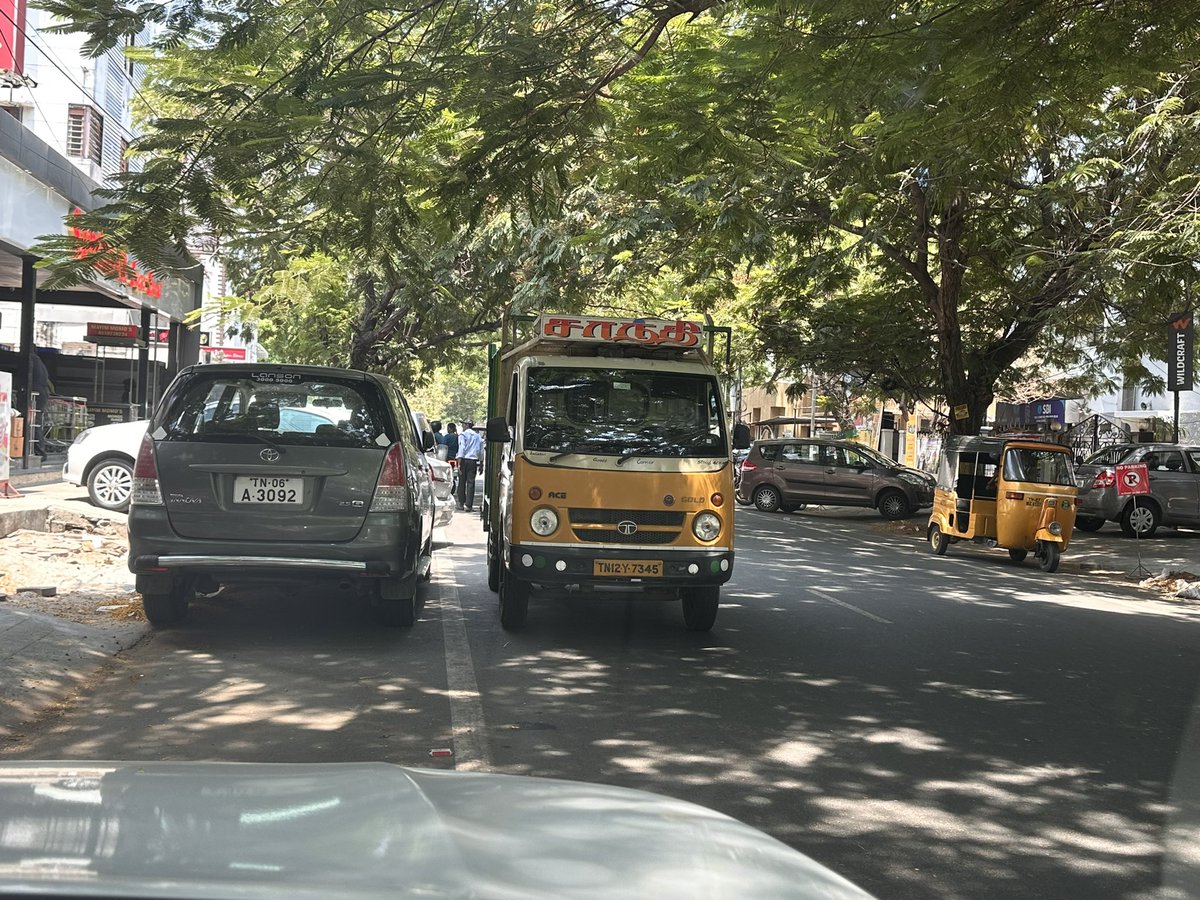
[128,364,436,627]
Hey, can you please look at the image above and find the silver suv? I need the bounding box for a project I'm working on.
[1075,443,1200,536]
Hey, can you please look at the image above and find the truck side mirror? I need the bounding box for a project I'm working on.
[486,416,511,443]
[733,422,751,450]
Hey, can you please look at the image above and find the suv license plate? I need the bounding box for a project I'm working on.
[233,476,304,504]
[594,560,663,577]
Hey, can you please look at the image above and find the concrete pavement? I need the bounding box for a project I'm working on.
[0,481,146,740]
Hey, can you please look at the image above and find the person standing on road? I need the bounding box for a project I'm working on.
[455,421,482,511]
[443,421,459,460]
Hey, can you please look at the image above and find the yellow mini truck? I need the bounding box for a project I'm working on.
[482,315,751,631]
[927,435,1079,573]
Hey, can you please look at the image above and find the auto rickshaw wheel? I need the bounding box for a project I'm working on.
[1074,516,1105,532]
[1008,548,1028,563]
[1037,542,1060,573]
[928,524,949,556]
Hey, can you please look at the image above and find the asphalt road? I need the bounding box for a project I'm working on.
[5,503,1200,900]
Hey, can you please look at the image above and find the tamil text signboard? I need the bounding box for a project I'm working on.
[1168,311,1193,392]
[1115,462,1150,497]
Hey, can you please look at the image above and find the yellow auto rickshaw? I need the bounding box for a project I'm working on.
[927,435,1078,573]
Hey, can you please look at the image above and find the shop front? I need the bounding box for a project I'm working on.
[0,111,203,468]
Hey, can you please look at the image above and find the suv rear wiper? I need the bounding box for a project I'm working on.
[205,430,285,454]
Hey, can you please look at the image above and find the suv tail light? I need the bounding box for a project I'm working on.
[131,434,163,506]
[429,463,448,484]
[370,443,410,512]
[1092,469,1116,489]
[740,460,758,472]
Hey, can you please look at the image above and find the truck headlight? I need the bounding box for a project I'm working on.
[530,507,559,536]
[692,512,722,542]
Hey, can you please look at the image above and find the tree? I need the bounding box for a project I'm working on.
[37,0,1200,415]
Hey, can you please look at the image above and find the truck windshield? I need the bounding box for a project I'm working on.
[524,367,727,458]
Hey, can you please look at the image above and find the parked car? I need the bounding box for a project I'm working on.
[736,438,935,519]
[1075,442,1200,536]
[127,363,436,628]
[63,419,150,511]
[413,411,455,528]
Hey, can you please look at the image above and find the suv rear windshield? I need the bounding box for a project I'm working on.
[159,373,392,449]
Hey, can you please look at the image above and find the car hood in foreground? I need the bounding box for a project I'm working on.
[0,761,872,899]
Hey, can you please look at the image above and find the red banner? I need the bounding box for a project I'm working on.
[0,0,26,73]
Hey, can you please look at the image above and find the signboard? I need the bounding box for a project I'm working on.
[85,322,143,347]
[953,404,970,420]
[204,347,247,360]
[1116,462,1150,496]
[1168,311,1193,391]
[1030,399,1066,424]
[536,315,702,348]
[153,329,210,346]
[0,371,10,490]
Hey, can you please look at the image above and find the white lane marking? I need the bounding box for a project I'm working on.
[436,547,493,772]
[809,586,893,625]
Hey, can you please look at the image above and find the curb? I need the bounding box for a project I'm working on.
[0,606,149,741]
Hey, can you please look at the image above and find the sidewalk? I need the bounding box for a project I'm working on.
[0,480,147,741]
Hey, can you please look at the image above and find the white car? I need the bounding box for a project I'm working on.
[413,411,455,528]
[62,419,149,511]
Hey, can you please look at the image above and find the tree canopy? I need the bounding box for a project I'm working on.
[37,0,1200,427]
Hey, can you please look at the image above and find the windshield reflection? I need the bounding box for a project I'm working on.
[524,367,727,459]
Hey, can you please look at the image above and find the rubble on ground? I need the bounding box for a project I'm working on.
[0,508,145,625]
[1139,569,1200,602]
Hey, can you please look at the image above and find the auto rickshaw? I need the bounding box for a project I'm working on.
[927,435,1078,573]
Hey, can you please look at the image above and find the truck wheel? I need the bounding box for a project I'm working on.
[141,577,192,627]
[87,458,134,511]
[1120,501,1160,538]
[1074,516,1105,532]
[878,489,911,520]
[487,531,501,593]
[753,485,781,512]
[681,586,719,631]
[499,566,529,630]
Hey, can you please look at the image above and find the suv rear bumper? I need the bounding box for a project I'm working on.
[128,506,416,579]
[507,543,733,587]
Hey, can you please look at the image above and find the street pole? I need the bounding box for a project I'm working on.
[1173,389,1180,445]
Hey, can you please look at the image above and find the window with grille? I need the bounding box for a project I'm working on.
[67,105,104,165]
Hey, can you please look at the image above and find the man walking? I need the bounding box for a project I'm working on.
[455,421,482,511]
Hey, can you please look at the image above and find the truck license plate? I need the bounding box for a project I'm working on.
[593,559,663,577]
[233,476,304,504]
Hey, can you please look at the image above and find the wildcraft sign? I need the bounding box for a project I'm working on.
[1167,311,1193,392]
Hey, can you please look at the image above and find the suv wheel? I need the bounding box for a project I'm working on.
[141,577,193,627]
[753,485,782,512]
[877,489,911,520]
[1074,516,1105,532]
[87,458,134,511]
[1120,500,1160,538]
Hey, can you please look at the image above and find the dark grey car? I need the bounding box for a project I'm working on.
[1075,442,1200,536]
[128,364,435,627]
[735,438,934,519]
